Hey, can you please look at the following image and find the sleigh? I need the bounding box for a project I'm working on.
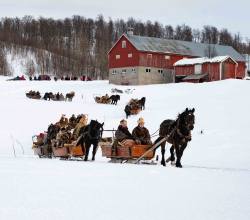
[52,141,85,159]
[94,96,111,104]
[32,134,50,158]
[32,144,49,158]
[130,108,141,115]
[26,93,41,100]
[100,139,155,163]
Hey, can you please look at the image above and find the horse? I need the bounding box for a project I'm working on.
[154,108,195,168]
[139,97,146,110]
[77,120,104,161]
[66,91,75,101]
[124,104,132,119]
[109,95,120,105]
[43,92,54,101]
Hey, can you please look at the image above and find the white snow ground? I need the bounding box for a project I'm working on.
[0,77,249,220]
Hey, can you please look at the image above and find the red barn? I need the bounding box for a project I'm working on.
[174,56,238,83]
[108,32,246,85]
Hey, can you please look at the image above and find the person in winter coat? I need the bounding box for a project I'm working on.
[132,117,152,145]
[58,114,69,128]
[73,114,88,139]
[115,119,134,142]
[56,127,71,147]
[112,119,134,155]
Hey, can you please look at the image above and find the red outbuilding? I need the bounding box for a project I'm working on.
[174,56,238,83]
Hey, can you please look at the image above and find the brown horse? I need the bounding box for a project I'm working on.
[66,91,75,101]
[154,108,195,168]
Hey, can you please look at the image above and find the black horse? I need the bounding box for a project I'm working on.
[109,95,120,105]
[154,108,195,168]
[43,92,54,101]
[124,104,131,119]
[139,97,146,110]
[77,120,104,161]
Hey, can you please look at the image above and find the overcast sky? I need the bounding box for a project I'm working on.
[0,0,249,39]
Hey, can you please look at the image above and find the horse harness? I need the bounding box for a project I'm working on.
[176,116,192,143]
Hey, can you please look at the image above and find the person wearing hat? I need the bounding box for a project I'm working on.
[115,119,134,141]
[58,114,69,128]
[111,119,134,155]
[132,117,152,145]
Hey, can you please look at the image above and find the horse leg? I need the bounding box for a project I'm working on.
[91,143,98,161]
[177,143,187,168]
[160,141,167,166]
[84,142,90,161]
[175,144,182,168]
[169,145,175,164]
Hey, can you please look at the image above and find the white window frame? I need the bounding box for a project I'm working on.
[128,53,132,58]
[195,64,202,74]
[112,69,117,75]
[165,55,170,60]
[122,40,126,48]
[116,54,120,60]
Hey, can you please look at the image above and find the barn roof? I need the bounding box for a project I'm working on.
[174,56,237,66]
[125,34,245,62]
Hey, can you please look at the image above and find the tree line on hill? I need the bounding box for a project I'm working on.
[0,15,249,78]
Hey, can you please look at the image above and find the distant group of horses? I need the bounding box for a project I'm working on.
[26,90,75,101]
[43,91,75,101]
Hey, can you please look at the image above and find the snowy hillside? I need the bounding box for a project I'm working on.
[0,77,249,220]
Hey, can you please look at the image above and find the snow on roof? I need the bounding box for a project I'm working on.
[124,34,245,62]
[174,56,236,66]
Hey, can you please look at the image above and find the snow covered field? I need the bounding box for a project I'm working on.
[0,77,249,220]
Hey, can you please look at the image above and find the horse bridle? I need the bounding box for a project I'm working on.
[176,113,192,141]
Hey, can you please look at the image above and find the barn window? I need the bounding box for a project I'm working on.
[195,64,202,74]
[122,40,126,48]
[112,69,117,75]
[116,54,120,59]
[165,55,170,60]
[146,68,151,73]
[147,54,152,59]
[128,53,132,58]
[122,69,126,73]
[132,68,136,73]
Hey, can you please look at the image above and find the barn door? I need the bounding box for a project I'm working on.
[195,64,202,74]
